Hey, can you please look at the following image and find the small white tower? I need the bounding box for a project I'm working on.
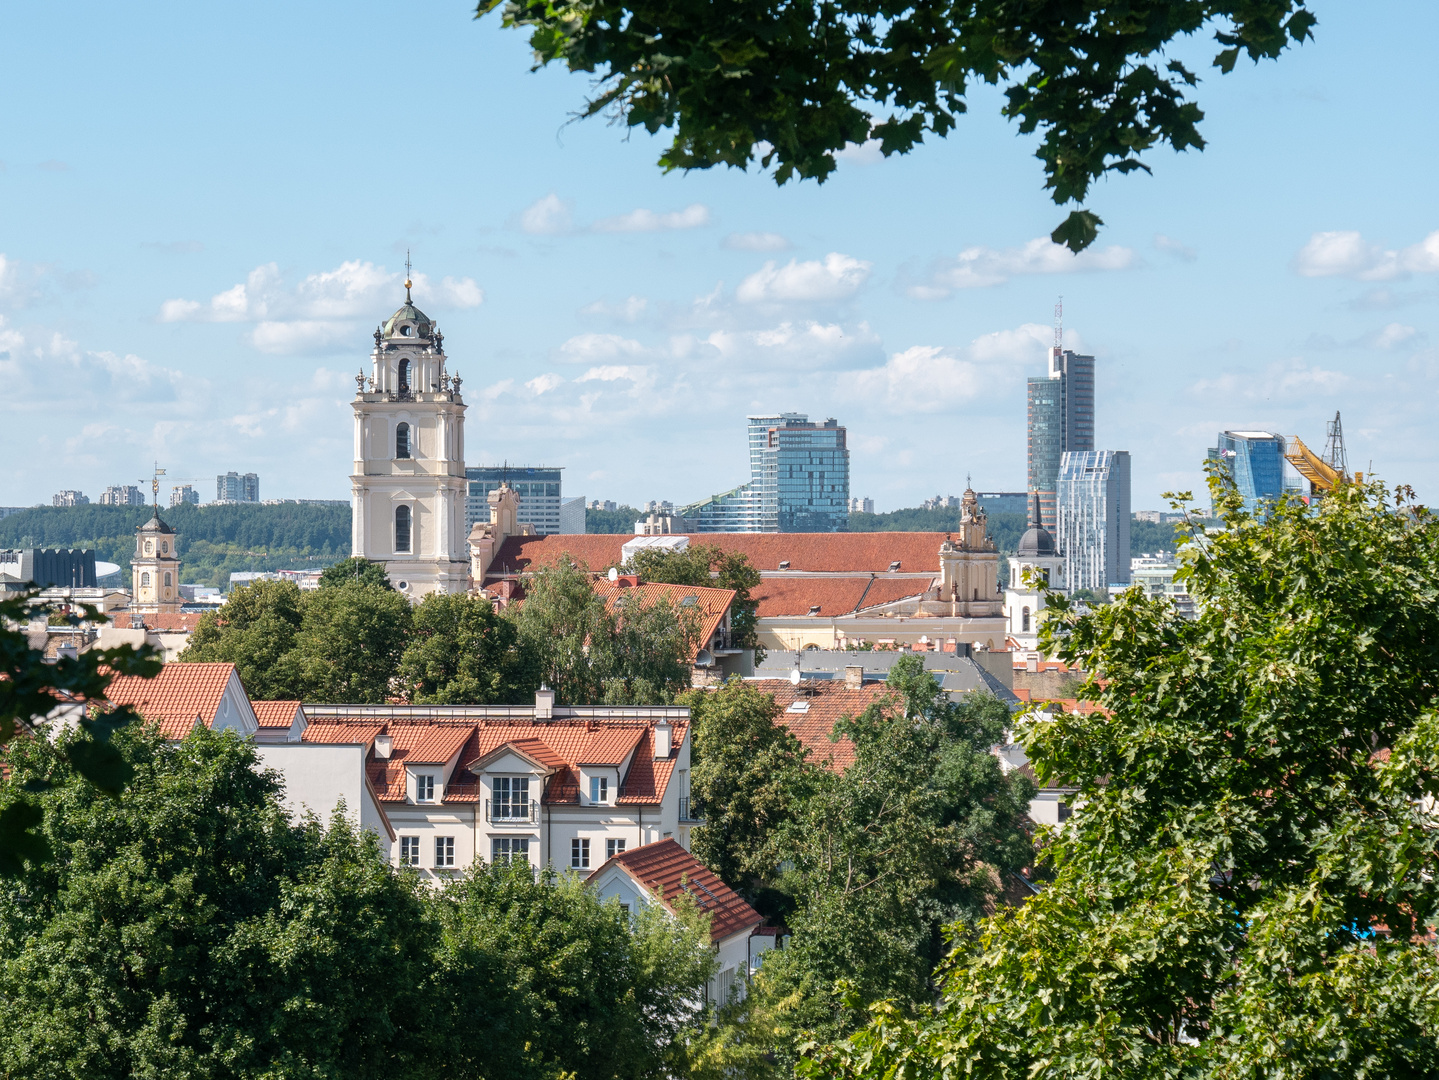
[132,511,181,613]
[1006,492,1067,651]
[350,265,469,599]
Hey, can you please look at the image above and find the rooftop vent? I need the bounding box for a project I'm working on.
[534,685,555,720]
[374,734,393,759]
[808,605,821,616]
[778,560,790,570]
[787,700,811,713]
[888,561,902,572]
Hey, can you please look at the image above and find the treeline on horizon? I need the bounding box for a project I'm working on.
[0,503,351,589]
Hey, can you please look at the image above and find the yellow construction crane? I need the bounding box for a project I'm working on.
[1285,412,1360,495]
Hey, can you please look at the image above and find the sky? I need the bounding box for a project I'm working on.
[2,1,1435,514]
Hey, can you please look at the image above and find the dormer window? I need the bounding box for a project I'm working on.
[416,774,435,802]
[590,776,609,804]
[396,422,411,459]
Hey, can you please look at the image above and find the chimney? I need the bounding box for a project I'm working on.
[654,718,673,759]
[374,734,393,759]
[844,665,864,689]
[534,685,555,720]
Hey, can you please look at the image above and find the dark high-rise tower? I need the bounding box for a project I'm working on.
[1027,346,1095,532]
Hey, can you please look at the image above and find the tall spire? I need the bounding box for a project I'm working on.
[404,250,413,303]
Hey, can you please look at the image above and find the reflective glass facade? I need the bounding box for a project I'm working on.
[1027,349,1095,532]
[1206,431,1286,517]
[466,466,564,534]
[1056,450,1131,591]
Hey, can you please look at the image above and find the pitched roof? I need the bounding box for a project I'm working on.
[301,713,688,805]
[592,579,735,659]
[592,839,761,943]
[751,678,897,773]
[751,576,925,618]
[251,699,302,729]
[104,661,238,740]
[487,532,951,580]
[108,610,205,632]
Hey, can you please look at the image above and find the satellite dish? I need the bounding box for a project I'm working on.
[607,567,619,582]
[789,668,802,686]
[94,562,121,578]
[695,649,714,668]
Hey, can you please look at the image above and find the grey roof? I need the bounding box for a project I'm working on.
[382,302,432,338]
[754,648,1019,706]
[1016,524,1056,557]
[138,512,175,535]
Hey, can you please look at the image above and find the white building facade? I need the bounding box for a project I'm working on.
[351,281,469,599]
[1005,492,1068,651]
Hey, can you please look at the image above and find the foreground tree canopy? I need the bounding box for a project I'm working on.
[475,0,1315,250]
[806,478,1439,1078]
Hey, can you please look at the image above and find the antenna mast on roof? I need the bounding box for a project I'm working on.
[1053,297,1063,356]
[1323,411,1349,477]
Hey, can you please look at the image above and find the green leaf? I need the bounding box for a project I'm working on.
[66,737,135,794]
[1051,209,1103,253]
[0,800,50,876]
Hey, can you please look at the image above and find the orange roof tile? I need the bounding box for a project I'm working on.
[750,678,898,773]
[750,576,927,618]
[488,532,952,579]
[593,839,761,943]
[301,720,386,749]
[110,611,206,632]
[576,727,647,766]
[104,661,239,740]
[251,699,302,729]
[592,579,735,660]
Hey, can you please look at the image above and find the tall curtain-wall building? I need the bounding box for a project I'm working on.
[1056,450,1131,593]
[679,413,850,532]
[1027,348,1095,533]
[350,284,469,598]
[1206,431,1287,516]
[464,466,584,535]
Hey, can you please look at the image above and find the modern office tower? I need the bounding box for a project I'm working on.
[1027,348,1095,532]
[216,472,259,502]
[169,484,200,508]
[1206,431,1287,516]
[98,485,146,507]
[465,466,566,535]
[1056,450,1131,592]
[52,490,90,507]
[680,413,850,532]
[976,491,1029,517]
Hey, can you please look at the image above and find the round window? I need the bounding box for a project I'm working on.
[398,581,409,592]
[400,325,414,337]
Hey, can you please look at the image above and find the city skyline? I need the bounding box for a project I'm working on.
[1,3,1435,513]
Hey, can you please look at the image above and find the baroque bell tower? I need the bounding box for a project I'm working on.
[350,262,469,599]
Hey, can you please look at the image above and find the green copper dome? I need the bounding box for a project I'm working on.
[381,302,432,339]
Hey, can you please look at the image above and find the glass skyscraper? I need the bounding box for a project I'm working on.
[1027,348,1095,532]
[465,465,566,534]
[679,413,850,532]
[1056,450,1131,592]
[1206,431,1287,516]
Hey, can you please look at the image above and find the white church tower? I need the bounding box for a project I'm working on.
[1005,492,1068,651]
[351,265,469,598]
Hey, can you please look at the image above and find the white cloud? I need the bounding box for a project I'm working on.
[592,203,710,233]
[700,320,883,370]
[737,253,872,303]
[723,232,790,252]
[1373,322,1419,349]
[1154,233,1197,261]
[518,194,573,236]
[842,323,1051,413]
[835,140,884,165]
[558,332,647,363]
[1190,359,1351,400]
[1293,228,1439,280]
[156,259,482,353]
[576,365,645,383]
[909,238,1138,297]
[525,373,564,395]
[581,295,648,322]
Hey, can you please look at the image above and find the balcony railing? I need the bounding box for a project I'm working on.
[679,797,702,823]
[486,799,538,825]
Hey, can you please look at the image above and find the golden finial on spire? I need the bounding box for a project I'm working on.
[404,249,413,302]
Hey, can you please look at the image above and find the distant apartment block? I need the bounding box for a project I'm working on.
[1028,348,1095,533]
[679,413,850,533]
[52,490,90,507]
[1133,510,1187,524]
[1206,431,1286,517]
[976,491,1028,517]
[589,500,618,512]
[170,485,200,508]
[849,496,874,514]
[217,472,260,503]
[99,485,146,507]
[466,466,578,535]
[921,495,962,510]
[1056,450,1131,592]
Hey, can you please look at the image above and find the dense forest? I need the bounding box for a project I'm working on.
[585,505,642,533]
[0,504,350,589]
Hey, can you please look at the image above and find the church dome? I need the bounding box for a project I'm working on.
[1016,523,1055,557]
[138,511,175,535]
[382,302,432,339]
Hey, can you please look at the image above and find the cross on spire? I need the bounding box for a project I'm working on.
[404,249,413,303]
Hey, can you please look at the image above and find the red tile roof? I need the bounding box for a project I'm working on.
[104,661,239,740]
[751,576,926,617]
[110,611,206,632]
[592,579,735,660]
[592,839,761,943]
[302,716,688,805]
[251,699,302,729]
[487,533,952,580]
[576,727,647,766]
[751,678,897,773]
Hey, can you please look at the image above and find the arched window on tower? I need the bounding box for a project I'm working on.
[1022,607,1031,633]
[398,358,411,394]
[395,505,412,553]
[396,422,411,459]
[141,572,151,588]
[163,571,172,587]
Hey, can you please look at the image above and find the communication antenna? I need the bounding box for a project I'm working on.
[1053,296,1063,355]
[1323,411,1349,478]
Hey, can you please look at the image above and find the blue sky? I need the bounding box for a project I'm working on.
[2,1,1435,513]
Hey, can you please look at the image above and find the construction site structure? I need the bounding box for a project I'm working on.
[1285,411,1360,495]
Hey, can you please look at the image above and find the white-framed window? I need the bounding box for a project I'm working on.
[571,837,590,870]
[396,421,411,459]
[435,836,455,867]
[399,836,421,866]
[416,773,435,802]
[590,776,608,804]
[606,838,626,860]
[493,776,530,818]
[395,505,412,553]
[140,572,151,587]
[163,571,172,587]
[492,837,530,863]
